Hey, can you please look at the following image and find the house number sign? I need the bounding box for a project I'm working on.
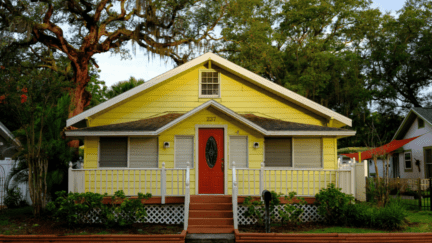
[207,117,216,121]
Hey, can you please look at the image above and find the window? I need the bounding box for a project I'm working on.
[418,118,425,129]
[99,137,128,167]
[129,137,158,168]
[293,138,323,168]
[405,152,412,169]
[200,71,220,97]
[265,138,292,167]
[99,137,158,168]
[230,136,248,168]
[175,136,194,168]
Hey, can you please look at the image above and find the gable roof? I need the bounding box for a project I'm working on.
[393,107,432,140]
[65,100,355,137]
[67,52,352,128]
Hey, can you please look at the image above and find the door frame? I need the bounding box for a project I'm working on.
[195,124,228,195]
[423,146,432,178]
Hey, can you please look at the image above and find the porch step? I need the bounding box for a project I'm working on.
[187,195,234,234]
[189,210,233,218]
[189,218,234,226]
[187,226,235,234]
[190,195,232,203]
[189,203,232,210]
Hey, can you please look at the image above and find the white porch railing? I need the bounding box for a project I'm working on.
[232,161,239,230]
[68,162,188,204]
[184,162,191,230]
[234,160,356,197]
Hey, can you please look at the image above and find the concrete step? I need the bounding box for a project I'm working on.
[189,218,234,226]
[189,210,233,218]
[185,233,235,243]
[190,203,232,210]
[187,226,235,234]
[190,195,232,204]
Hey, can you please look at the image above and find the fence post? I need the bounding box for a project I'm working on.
[418,178,422,211]
[68,162,73,193]
[161,162,166,204]
[429,178,432,212]
[259,162,264,194]
[350,160,356,197]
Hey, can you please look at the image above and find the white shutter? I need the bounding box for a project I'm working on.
[175,136,194,168]
[264,138,292,167]
[294,138,322,168]
[129,137,158,168]
[230,136,248,168]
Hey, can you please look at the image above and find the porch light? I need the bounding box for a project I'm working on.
[163,141,170,148]
[253,142,259,148]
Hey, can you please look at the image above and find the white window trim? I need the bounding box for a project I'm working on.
[404,151,412,169]
[97,136,159,169]
[199,69,221,98]
[229,135,248,169]
[174,135,194,169]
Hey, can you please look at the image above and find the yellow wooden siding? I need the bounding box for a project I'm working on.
[90,64,327,127]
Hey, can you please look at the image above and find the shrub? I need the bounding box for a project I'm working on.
[4,188,28,209]
[373,199,408,230]
[315,183,355,225]
[47,190,151,227]
[243,191,306,226]
[278,191,307,225]
[243,191,281,225]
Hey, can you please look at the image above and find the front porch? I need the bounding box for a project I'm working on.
[68,160,366,233]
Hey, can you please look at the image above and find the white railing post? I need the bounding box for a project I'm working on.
[161,162,166,204]
[68,162,73,193]
[184,162,191,231]
[259,162,264,194]
[350,159,356,196]
[232,161,238,229]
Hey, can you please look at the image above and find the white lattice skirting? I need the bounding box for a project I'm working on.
[79,204,184,224]
[238,204,324,225]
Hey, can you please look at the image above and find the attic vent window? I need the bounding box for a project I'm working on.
[200,71,220,98]
[418,118,425,128]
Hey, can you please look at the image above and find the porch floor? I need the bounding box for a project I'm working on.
[187,195,234,234]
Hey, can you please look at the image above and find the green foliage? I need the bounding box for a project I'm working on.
[47,190,151,227]
[104,77,145,100]
[315,183,355,225]
[316,184,407,230]
[243,191,306,226]
[4,188,28,209]
[278,191,307,225]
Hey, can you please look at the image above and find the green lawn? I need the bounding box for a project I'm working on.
[299,210,432,233]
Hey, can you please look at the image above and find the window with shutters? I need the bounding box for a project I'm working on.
[199,70,220,98]
[99,137,128,167]
[230,136,248,168]
[293,138,323,168]
[175,136,194,168]
[404,152,412,169]
[264,138,292,167]
[129,137,158,168]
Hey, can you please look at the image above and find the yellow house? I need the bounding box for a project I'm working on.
[66,53,356,232]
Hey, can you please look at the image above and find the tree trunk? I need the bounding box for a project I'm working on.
[68,59,92,148]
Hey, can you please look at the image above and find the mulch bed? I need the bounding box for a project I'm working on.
[239,222,328,233]
[0,207,183,235]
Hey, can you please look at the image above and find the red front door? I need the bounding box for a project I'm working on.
[199,128,224,194]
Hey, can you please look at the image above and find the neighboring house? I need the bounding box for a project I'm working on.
[392,108,432,179]
[341,136,420,179]
[65,53,361,232]
[0,122,19,160]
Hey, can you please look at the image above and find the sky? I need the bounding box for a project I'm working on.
[94,0,408,87]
